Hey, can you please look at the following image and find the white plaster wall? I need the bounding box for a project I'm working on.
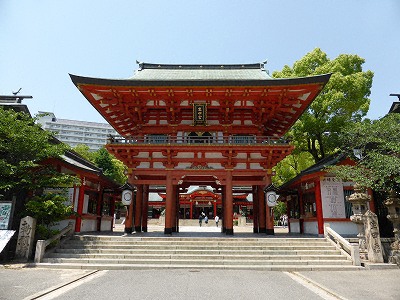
[137,162,150,168]
[304,221,319,235]
[80,219,97,232]
[175,162,192,169]
[289,220,300,233]
[207,163,223,169]
[234,163,247,169]
[325,221,358,236]
[100,219,112,231]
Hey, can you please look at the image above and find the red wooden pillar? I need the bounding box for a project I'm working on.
[221,186,226,233]
[110,195,116,229]
[75,178,85,233]
[175,186,180,232]
[225,171,234,235]
[141,185,149,232]
[299,187,304,234]
[258,186,266,234]
[134,185,143,232]
[171,185,177,232]
[252,186,259,233]
[164,172,173,234]
[367,188,376,212]
[190,201,193,219]
[213,200,217,218]
[315,180,324,235]
[124,181,135,234]
[96,186,102,231]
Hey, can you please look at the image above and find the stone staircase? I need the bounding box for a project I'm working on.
[36,235,364,271]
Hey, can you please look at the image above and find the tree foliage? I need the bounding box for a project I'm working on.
[0,108,77,194]
[73,145,127,185]
[329,113,400,193]
[273,48,373,162]
[272,151,315,186]
[72,144,96,162]
[25,193,74,227]
[94,148,127,185]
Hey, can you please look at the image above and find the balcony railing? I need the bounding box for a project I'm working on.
[107,135,290,146]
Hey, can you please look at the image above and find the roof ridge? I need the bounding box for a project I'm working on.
[137,62,266,70]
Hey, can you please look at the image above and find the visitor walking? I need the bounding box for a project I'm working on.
[204,215,208,225]
[215,215,219,227]
[199,215,203,227]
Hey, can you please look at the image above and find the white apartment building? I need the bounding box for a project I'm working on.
[36,112,120,151]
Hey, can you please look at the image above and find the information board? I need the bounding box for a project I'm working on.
[0,202,13,229]
[320,177,346,218]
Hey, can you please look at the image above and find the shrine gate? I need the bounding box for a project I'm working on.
[70,62,330,235]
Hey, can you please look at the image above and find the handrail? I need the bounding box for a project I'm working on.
[324,224,361,266]
[34,222,74,263]
[107,135,290,146]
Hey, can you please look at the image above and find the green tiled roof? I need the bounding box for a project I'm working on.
[130,62,271,81]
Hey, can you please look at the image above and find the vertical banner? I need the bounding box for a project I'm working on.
[0,202,13,229]
[193,103,207,125]
[320,177,346,218]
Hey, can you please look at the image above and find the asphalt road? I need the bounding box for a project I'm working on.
[1,266,399,300]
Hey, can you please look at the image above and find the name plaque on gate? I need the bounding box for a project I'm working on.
[193,103,207,125]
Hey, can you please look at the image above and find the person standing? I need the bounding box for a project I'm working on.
[204,215,208,226]
[214,215,219,227]
[199,214,203,227]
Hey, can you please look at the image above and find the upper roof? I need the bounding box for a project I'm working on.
[131,62,271,81]
[389,102,400,113]
[70,62,331,137]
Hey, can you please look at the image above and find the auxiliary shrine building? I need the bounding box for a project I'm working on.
[70,62,330,235]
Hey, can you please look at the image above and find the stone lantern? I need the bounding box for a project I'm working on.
[384,190,400,265]
[347,183,370,258]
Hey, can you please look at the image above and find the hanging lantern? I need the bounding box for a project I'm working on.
[120,182,134,206]
[264,184,279,207]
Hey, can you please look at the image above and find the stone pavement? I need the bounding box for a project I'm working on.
[1,225,399,299]
[1,264,400,300]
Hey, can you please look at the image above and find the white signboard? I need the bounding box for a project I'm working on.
[0,202,13,229]
[0,230,15,253]
[320,177,346,218]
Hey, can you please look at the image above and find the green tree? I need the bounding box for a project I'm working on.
[72,145,127,185]
[329,113,400,193]
[273,150,315,186]
[25,193,74,227]
[274,201,287,220]
[0,108,77,194]
[273,48,373,163]
[94,148,127,185]
[72,144,96,162]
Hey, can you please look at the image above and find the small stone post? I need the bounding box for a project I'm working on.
[15,216,36,261]
[384,190,400,265]
[347,184,370,259]
[363,210,384,263]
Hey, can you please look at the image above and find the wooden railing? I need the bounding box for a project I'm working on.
[107,135,290,146]
[34,222,74,263]
[324,224,361,266]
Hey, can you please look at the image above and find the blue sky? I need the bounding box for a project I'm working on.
[1,1,399,123]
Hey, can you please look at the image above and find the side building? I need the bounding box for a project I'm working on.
[36,112,120,151]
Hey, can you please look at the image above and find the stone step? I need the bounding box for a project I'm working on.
[64,240,330,247]
[41,234,358,271]
[46,253,349,261]
[71,236,325,242]
[35,262,363,271]
[42,257,353,266]
[53,248,342,256]
[59,244,334,251]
